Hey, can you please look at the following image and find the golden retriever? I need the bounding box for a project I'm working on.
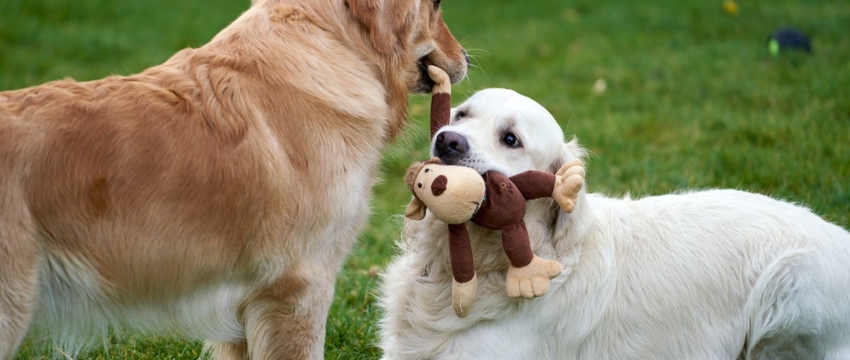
[378,89,850,359]
[0,0,467,359]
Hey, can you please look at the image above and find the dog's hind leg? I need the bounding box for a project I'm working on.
[0,205,40,360]
[743,249,828,360]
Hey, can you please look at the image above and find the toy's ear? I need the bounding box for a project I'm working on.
[405,198,427,220]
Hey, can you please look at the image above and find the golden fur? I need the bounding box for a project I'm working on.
[0,0,466,359]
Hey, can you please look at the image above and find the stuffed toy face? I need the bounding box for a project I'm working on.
[405,161,486,224]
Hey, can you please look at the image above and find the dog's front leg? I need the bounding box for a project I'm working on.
[0,210,39,360]
[238,267,336,360]
[205,341,248,360]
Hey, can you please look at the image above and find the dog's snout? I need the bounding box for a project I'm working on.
[463,49,470,67]
[434,131,468,163]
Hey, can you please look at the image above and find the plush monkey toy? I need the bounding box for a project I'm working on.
[405,67,586,317]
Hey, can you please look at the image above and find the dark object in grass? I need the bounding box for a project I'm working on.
[767,27,812,56]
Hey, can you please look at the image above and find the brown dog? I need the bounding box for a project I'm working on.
[0,0,467,359]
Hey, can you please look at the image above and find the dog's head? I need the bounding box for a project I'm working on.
[346,0,468,93]
[432,88,581,177]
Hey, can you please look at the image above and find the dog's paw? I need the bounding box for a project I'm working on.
[553,158,585,213]
[505,255,563,299]
[452,274,478,318]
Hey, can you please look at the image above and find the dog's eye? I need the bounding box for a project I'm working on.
[455,110,466,122]
[433,0,442,9]
[502,132,522,148]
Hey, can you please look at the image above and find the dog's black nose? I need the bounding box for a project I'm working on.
[434,131,468,163]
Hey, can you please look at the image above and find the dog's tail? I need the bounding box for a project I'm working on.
[743,248,825,360]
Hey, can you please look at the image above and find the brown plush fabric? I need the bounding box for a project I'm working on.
[510,171,556,200]
[471,172,527,229]
[430,92,451,139]
[500,222,533,268]
[467,171,553,268]
[431,175,448,196]
[449,223,475,283]
[404,162,426,193]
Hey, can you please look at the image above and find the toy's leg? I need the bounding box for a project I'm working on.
[501,221,533,268]
[502,222,562,299]
[448,224,477,317]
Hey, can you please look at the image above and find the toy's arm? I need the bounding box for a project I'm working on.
[511,159,586,213]
[503,222,562,299]
[509,171,556,201]
[428,66,451,139]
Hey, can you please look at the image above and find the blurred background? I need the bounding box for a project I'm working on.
[2,0,847,358]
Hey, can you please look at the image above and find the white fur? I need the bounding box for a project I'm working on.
[33,251,248,355]
[379,88,850,360]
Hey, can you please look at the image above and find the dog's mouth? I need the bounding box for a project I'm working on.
[416,56,436,91]
[435,156,488,176]
[413,49,469,93]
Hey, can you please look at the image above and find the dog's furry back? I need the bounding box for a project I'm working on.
[1,33,384,360]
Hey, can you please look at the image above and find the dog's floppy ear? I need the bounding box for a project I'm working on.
[346,0,417,55]
[405,198,427,220]
[549,137,587,174]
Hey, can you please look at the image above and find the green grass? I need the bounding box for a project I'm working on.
[3,0,848,358]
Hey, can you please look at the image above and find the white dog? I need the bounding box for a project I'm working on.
[378,88,850,359]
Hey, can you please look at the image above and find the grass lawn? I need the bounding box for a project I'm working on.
[3,0,848,358]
